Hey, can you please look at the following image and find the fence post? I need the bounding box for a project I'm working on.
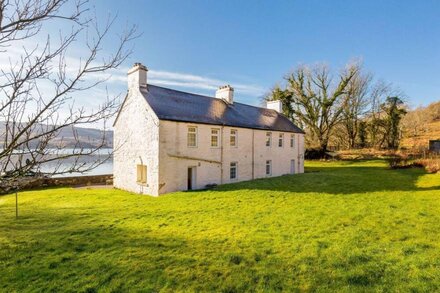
[15,190,18,219]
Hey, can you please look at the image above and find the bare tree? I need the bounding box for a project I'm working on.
[366,81,407,149]
[267,63,359,154]
[0,0,137,192]
[341,70,372,148]
[368,80,390,148]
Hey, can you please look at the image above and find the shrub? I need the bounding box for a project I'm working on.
[386,154,413,169]
[386,152,439,173]
[305,148,339,160]
[415,157,440,173]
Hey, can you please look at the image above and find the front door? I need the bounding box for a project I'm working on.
[187,167,196,190]
[187,167,192,190]
[290,160,295,174]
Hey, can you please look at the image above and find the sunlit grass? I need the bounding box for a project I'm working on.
[1,160,440,292]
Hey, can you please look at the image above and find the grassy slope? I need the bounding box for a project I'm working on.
[1,161,440,292]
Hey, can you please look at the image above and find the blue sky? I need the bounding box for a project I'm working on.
[44,1,440,108]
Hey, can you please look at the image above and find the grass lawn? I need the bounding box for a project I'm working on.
[1,160,440,292]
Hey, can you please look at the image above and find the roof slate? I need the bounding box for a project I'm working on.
[141,85,304,133]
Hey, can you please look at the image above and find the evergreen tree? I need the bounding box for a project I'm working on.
[358,121,367,148]
[381,97,407,149]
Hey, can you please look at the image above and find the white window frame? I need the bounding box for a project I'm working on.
[265,160,272,176]
[187,126,198,147]
[278,133,284,147]
[211,128,220,148]
[266,132,272,147]
[290,134,295,148]
[230,129,237,147]
[230,162,238,180]
[136,164,147,185]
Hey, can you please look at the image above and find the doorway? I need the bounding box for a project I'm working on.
[187,167,196,190]
[290,160,295,174]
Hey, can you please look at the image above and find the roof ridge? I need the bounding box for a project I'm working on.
[141,83,305,134]
[145,84,215,100]
[146,83,271,112]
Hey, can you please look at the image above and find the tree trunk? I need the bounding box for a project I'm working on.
[319,139,329,157]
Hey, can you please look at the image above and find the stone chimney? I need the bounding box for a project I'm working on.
[127,62,148,90]
[267,100,283,113]
[216,85,234,104]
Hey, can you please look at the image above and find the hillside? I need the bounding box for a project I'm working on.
[401,120,440,149]
[0,122,113,148]
[401,101,440,150]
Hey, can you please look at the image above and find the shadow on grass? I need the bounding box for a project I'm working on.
[2,161,440,291]
[213,163,440,195]
[0,210,292,292]
[2,202,437,292]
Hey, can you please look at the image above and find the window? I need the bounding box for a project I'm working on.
[230,129,237,147]
[290,134,295,148]
[266,160,272,176]
[136,164,147,184]
[187,126,197,147]
[211,128,220,147]
[230,162,237,179]
[266,132,272,147]
[278,133,284,147]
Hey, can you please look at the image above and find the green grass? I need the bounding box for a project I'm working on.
[1,160,440,292]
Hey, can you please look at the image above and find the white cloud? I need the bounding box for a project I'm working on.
[0,38,266,100]
[107,67,266,97]
[0,39,267,128]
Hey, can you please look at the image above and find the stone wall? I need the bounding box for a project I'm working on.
[42,174,113,187]
[1,174,113,194]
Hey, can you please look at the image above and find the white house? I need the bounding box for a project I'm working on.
[113,63,305,196]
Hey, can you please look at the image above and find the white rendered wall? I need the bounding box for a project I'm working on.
[113,88,160,196]
[158,121,304,194]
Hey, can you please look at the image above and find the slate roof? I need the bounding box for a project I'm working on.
[140,85,304,133]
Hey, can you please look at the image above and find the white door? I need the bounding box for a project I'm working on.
[290,160,295,174]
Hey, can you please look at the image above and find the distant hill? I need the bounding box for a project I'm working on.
[401,101,440,149]
[0,122,113,149]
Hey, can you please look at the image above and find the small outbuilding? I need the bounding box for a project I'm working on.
[429,140,440,153]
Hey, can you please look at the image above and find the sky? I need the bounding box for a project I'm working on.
[88,0,440,108]
[2,0,439,121]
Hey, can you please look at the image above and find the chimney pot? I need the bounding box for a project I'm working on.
[267,100,283,113]
[128,62,148,90]
[216,85,234,104]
